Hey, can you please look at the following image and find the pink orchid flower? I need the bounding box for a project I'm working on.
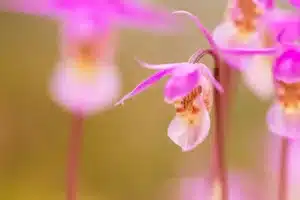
[172,10,300,138]
[212,0,278,100]
[1,0,176,115]
[181,173,263,200]
[267,48,300,138]
[267,137,300,199]
[213,0,300,101]
[241,6,300,100]
[116,60,223,152]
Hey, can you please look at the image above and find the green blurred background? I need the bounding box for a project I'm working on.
[0,0,293,199]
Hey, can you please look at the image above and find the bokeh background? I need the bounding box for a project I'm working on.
[0,0,294,199]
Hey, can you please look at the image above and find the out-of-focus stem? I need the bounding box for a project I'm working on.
[66,112,84,200]
[278,138,289,200]
[189,49,228,200]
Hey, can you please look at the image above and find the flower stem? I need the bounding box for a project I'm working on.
[189,49,228,200]
[278,138,289,200]
[212,54,228,200]
[66,112,84,200]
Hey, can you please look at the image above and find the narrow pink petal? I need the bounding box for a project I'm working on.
[242,56,274,100]
[136,60,223,93]
[173,10,218,50]
[167,107,211,152]
[267,102,300,138]
[136,59,187,70]
[164,68,199,103]
[0,0,55,17]
[172,10,275,63]
[220,47,278,56]
[172,10,277,59]
[115,68,173,105]
[113,0,176,31]
[213,22,266,70]
[50,60,121,115]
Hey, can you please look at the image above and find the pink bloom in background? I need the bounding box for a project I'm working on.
[259,8,300,44]
[288,0,300,7]
[267,49,300,138]
[116,60,223,151]
[180,173,263,200]
[212,0,277,100]
[267,136,300,199]
[1,0,176,115]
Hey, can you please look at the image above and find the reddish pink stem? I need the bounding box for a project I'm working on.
[189,49,228,200]
[212,57,228,200]
[66,112,84,200]
[278,138,289,200]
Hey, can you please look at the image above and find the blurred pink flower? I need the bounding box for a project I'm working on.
[212,0,278,100]
[259,8,300,44]
[116,60,223,151]
[1,0,176,114]
[267,48,300,138]
[267,137,300,199]
[1,0,176,31]
[172,10,300,138]
[288,0,300,7]
[181,173,263,200]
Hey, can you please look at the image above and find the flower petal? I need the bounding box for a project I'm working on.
[164,63,223,103]
[213,22,264,70]
[267,102,300,138]
[0,0,55,17]
[50,60,121,115]
[220,47,277,56]
[242,56,274,100]
[137,60,223,93]
[115,68,173,105]
[259,8,300,43]
[172,10,277,58]
[112,0,176,31]
[164,67,199,103]
[136,59,187,70]
[173,10,218,49]
[273,49,300,83]
[168,107,210,152]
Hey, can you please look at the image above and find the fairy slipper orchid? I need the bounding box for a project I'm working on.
[213,0,279,101]
[267,49,300,138]
[213,0,265,70]
[173,7,275,100]
[116,61,223,152]
[1,0,176,115]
